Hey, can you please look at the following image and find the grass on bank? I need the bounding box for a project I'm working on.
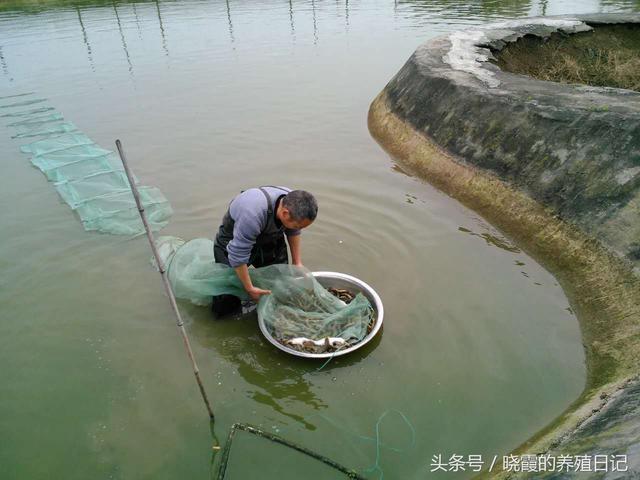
[491,24,640,92]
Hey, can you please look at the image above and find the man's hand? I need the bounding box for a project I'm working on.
[247,286,271,302]
[234,264,271,301]
[293,261,304,268]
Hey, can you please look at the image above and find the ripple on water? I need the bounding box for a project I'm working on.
[0,0,612,478]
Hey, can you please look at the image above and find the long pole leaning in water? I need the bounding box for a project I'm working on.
[115,139,215,420]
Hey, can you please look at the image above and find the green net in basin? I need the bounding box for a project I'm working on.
[156,236,374,351]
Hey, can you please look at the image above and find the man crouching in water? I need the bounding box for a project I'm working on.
[212,186,318,317]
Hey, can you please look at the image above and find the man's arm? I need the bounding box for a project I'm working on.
[227,190,270,300]
[287,233,303,267]
[234,264,271,302]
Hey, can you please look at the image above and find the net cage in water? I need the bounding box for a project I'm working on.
[156,237,383,358]
[0,93,173,236]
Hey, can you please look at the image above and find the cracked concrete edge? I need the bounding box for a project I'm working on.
[368,91,640,479]
[437,13,640,90]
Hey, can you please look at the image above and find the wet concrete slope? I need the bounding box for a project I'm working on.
[369,13,640,478]
[383,14,640,273]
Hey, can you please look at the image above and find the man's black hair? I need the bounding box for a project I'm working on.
[283,190,318,221]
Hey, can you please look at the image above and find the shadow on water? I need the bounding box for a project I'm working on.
[184,302,383,431]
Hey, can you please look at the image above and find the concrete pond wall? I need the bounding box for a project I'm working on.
[368,13,640,478]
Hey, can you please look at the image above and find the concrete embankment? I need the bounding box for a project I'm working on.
[368,13,640,478]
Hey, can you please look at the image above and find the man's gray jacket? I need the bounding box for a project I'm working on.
[216,186,301,268]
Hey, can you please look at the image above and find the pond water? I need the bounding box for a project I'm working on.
[2,0,636,478]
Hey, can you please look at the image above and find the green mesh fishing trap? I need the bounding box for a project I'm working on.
[2,93,403,479]
[156,236,374,349]
[2,93,173,236]
[3,93,370,345]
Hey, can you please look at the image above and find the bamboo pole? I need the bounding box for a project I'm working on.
[115,139,215,420]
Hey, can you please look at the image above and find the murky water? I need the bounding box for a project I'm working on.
[2,0,637,478]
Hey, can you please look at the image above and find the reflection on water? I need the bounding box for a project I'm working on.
[113,2,134,74]
[192,311,329,430]
[398,0,534,19]
[540,0,548,15]
[0,45,10,79]
[1,0,636,81]
[225,0,235,45]
[187,304,383,431]
[457,226,521,254]
[76,6,95,72]
[155,0,168,55]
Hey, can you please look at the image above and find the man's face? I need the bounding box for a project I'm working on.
[281,208,314,230]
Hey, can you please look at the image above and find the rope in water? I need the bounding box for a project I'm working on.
[362,410,416,480]
[256,410,416,479]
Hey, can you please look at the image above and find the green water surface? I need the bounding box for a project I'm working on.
[2,0,636,478]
